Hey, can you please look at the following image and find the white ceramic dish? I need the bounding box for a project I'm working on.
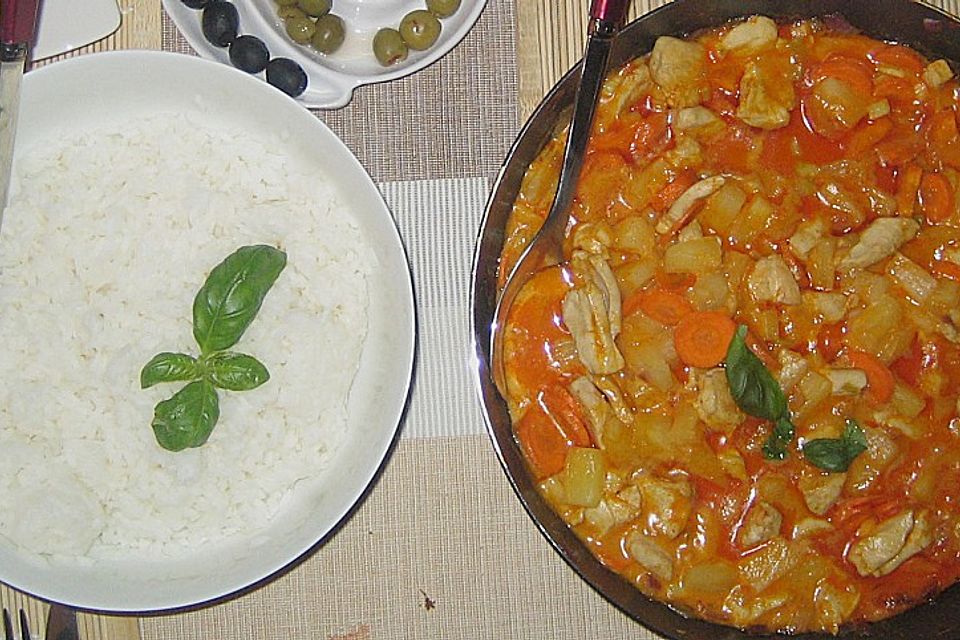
[162,0,487,108]
[0,50,415,612]
[33,0,121,60]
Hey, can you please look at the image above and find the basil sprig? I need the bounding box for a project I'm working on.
[725,325,797,460]
[802,419,868,472]
[141,245,287,452]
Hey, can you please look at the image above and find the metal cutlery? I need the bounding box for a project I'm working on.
[489,0,630,394]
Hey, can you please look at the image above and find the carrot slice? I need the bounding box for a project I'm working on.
[674,311,737,368]
[845,118,893,159]
[809,56,874,97]
[515,384,592,479]
[627,288,694,326]
[919,171,955,223]
[895,164,923,216]
[868,45,924,76]
[846,349,896,404]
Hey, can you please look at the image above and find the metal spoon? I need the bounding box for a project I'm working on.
[490,0,630,394]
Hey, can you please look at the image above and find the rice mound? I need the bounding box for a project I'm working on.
[0,111,375,560]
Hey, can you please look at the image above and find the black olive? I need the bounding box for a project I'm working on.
[181,0,208,9]
[201,1,239,47]
[266,58,308,97]
[229,35,270,73]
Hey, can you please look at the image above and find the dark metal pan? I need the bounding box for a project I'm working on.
[471,1,960,638]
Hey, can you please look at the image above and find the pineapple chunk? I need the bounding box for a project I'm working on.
[923,59,954,88]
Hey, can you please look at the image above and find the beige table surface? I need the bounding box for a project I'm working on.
[3,1,960,639]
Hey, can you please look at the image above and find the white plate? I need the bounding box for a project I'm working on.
[33,0,121,60]
[162,0,486,108]
[0,50,415,612]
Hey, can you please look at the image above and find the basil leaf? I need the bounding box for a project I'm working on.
[725,325,788,421]
[151,380,220,452]
[803,419,869,472]
[763,416,796,461]
[204,351,270,391]
[140,352,200,389]
[192,245,287,354]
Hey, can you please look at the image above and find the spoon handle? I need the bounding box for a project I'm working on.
[0,0,41,46]
[590,0,630,26]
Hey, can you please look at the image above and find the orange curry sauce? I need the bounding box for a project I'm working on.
[499,15,960,634]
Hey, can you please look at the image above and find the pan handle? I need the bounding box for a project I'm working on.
[0,0,41,46]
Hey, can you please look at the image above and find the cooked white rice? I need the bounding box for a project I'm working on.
[0,111,375,560]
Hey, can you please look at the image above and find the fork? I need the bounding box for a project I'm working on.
[1,609,31,640]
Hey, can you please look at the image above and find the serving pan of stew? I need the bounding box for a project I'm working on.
[472,0,960,637]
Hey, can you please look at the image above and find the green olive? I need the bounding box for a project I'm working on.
[426,0,461,19]
[311,13,345,54]
[373,28,408,66]
[399,10,441,51]
[297,0,330,18]
[277,6,306,20]
[285,15,316,44]
[274,0,298,6]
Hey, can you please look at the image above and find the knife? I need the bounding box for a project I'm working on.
[0,0,41,217]
[45,603,79,640]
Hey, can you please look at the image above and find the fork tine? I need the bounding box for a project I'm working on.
[2,609,13,640]
[17,610,28,640]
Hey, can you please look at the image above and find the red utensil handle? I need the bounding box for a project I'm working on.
[1,0,41,45]
[590,0,630,24]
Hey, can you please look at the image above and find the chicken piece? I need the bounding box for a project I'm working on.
[737,59,795,130]
[825,368,868,395]
[923,59,954,88]
[626,530,674,582]
[802,291,848,324]
[571,221,613,256]
[568,376,611,446]
[655,175,726,235]
[719,15,778,53]
[815,580,861,635]
[799,473,845,515]
[738,501,783,548]
[562,252,625,375]
[838,218,920,271]
[788,218,828,259]
[674,106,722,132]
[848,509,934,577]
[887,253,936,303]
[777,349,809,391]
[637,475,693,540]
[693,367,745,432]
[591,374,634,425]
[584,494,640,537]
[793,517,834,537]
[723,586,790,625]
[597,59,653,129]
[649,36,708,108]
[664,137,704,170]
[747,255,802,305]
[739,537,804,591]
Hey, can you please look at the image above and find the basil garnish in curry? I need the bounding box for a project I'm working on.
[141,244,287,451]
[723,325,867,471]
[724,324,796,460]
[803,419,868,472]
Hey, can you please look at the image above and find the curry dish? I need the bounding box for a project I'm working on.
[499,15,960,634]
